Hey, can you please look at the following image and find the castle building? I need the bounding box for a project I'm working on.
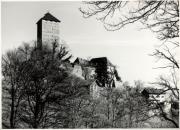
[72,57,122,98]
[72,57,96,80]
[36,13,121,99]
[37,12,60,48]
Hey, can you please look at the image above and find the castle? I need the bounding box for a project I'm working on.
[37,12,122,98]
[37,12,60,49]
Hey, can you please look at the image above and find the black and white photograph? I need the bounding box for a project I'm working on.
[1,0,179,128]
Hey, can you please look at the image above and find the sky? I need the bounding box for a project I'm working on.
[1,1,167,85]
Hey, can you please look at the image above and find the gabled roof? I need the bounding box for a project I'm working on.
[90,57,114,66]
[37,12,60,24]
[73,57,89,66]
[142,88,165,95]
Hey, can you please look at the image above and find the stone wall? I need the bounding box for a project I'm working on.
[42,20,59,44]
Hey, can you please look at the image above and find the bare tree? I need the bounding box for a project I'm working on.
[80,1,179,127]
[2,43,33,128]
[16,42,73,128]
[80,0,179,40]
[2,50,20,128]
[2,41,75,128]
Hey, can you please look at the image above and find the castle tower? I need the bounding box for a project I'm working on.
[36,12,60,48]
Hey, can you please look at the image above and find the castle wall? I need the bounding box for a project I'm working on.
[42,20,59,44]
[72,65,84,79]
[83,67,96,80]
[90,81,103,99]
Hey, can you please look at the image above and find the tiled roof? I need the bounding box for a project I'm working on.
[143,88,165,94]
[90,57,114,66]
[37,12,60,24]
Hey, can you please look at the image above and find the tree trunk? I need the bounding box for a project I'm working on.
[10,85,15,128]
[33,82,39,128]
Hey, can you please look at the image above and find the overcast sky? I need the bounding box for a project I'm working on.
[2,1,167,85]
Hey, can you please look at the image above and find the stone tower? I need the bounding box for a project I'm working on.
[36,12,60,48]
